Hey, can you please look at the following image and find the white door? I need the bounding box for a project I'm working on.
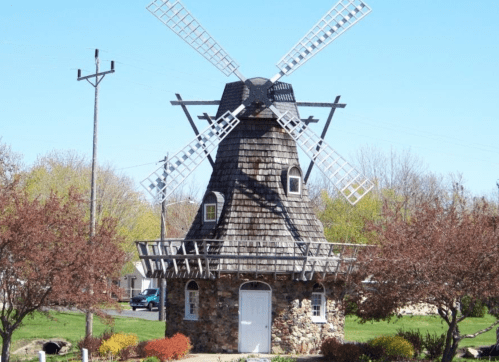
[239,290,271,353]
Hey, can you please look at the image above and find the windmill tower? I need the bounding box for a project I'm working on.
[137,0,373,354]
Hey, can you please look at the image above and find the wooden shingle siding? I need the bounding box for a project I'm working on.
[186,113,325,244]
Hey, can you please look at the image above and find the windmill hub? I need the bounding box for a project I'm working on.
[243,78,273,108]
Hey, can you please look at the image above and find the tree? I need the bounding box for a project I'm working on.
[316,190,383,244]
[351,197,499,362]
[23,150,160,272]
[0,183,126,362]
[354,145,450,207]
[0,138,24,187]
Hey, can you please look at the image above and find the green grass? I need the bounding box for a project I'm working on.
[345,314,498,348]
[2,310,164,353]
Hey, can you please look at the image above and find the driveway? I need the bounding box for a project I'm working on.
[103,308,162,321]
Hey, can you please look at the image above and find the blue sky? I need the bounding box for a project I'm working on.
[1,0,498,200]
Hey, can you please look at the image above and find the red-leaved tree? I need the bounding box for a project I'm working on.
[352,197,499,362]
[0,183,125,362]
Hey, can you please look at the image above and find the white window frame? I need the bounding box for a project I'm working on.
[288,175,301,195]
[311,285,326,323]
[203,203,217,222]
[184,280,199,320]
[287,167,302,195]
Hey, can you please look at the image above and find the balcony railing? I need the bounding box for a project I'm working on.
[136,239,370,281]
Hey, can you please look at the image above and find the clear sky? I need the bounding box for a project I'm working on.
[1,0,498,201]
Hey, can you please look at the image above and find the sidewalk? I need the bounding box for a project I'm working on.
[180,354,323,362]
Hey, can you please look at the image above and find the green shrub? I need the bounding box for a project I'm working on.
[423,332,445,360]
[396,328,424,357]
[461,296,488,318]
[271,357,296,362]
[369,335,414,360]
[142,356,161,362]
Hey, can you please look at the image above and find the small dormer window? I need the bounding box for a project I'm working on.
[202,191,225,225]
[204,203,216,222]
[288,167,302,195]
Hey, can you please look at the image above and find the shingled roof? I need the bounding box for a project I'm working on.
[215,77,300,120]
[186,79,325,243]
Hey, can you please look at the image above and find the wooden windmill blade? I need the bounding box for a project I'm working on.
[271,0,372,83]
[141,108,244,202]
[270,105,373,205]
[146,0,247,82]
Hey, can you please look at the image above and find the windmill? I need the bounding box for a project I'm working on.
[137,0,374,354]
[142,0,373,206]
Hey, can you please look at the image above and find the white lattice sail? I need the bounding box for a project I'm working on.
[142,111,241,202]
[274,0,371,79]
[147,0,240,77]
[273,107,373,205]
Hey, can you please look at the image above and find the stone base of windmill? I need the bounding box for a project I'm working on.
[165,274,345,354]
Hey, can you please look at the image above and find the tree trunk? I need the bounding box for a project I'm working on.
[86,310,93,337]
[441,308,459,362]
[1,333,12,362]
[441,336,460,362]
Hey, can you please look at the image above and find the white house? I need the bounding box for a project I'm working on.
[117,262,157,301]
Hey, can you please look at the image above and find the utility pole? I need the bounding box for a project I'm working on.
[159,155,168,322]
[77,49,115,337]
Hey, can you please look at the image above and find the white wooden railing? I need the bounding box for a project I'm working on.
[136,239,370,281]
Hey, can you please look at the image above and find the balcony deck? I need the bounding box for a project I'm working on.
[136,239,370,281]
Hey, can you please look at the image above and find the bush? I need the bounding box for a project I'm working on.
[270,357,296,362]
[359,343,385,361]
[320,338,362,362]
[136,340,149,358]
[77,335,102,357]
[461,296,488,318]
[369,335,414,360]
[423,332,445,360]
[144,333,192,361]
[396,328,424,357]
[142,356,161,362]
[117,345,135,361]
[77,329,116,359]
[99,332,138,356]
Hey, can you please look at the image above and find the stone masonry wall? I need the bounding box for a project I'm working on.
[165,274,345,354]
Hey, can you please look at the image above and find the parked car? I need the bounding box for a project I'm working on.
[129,288,166,311]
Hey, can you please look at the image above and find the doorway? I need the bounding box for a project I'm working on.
[239,282,271,353]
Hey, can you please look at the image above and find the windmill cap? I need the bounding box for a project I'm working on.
[216,77,301,120]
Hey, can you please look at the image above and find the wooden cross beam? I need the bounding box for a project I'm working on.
[197,114,319,124]
[304,95,344,184]
[172,94,215,169]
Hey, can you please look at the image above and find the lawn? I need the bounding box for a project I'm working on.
[345,314,499,348]
[3,311,164,354]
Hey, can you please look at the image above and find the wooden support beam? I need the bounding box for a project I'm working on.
[174,94,215,169]
[304,95,343,184]
[168,241,178,275]
[194,242,203,274]
[170,100,221,106]
[296,101,346,108]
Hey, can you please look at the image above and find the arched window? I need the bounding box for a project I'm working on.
[185,280,199,320]
[288,166,302,195]
[204,203,216,222]
[311,283,326,323]
[202,191,224,224]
